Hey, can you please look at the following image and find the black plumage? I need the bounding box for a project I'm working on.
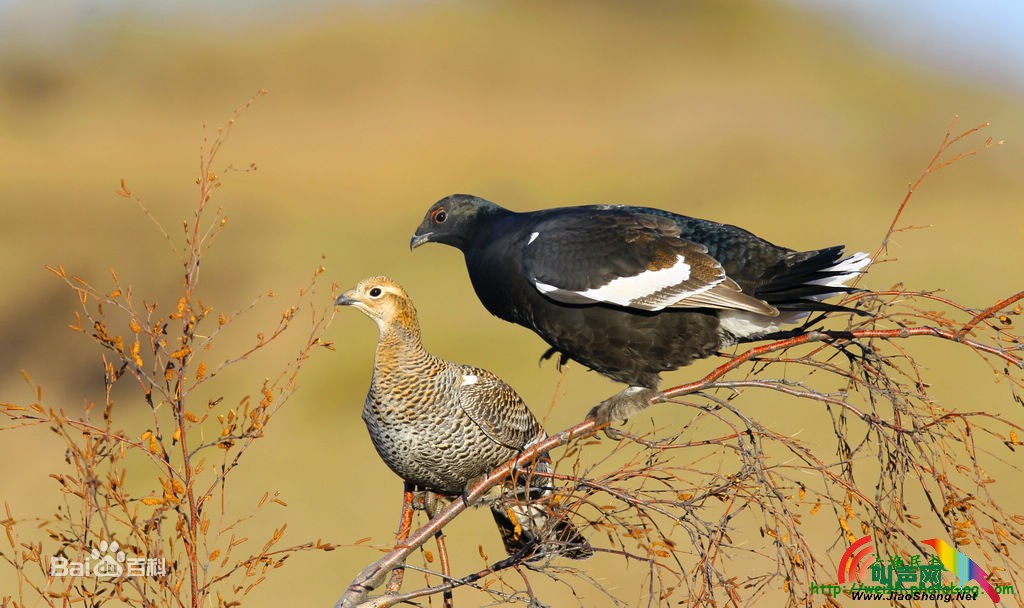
[410,194,870,422]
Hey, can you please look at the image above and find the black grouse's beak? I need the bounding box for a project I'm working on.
[409,231,432,250]
[334,292,358,306]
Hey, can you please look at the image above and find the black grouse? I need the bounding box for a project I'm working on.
[336,276,592,559]
[410,194,870,424]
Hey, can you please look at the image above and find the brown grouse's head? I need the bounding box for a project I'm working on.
[335,276,419,334]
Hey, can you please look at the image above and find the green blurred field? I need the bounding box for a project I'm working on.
[2,2,1022,605]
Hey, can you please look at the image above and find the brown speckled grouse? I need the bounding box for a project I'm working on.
[336,276,591,559]
[411,194,870,424]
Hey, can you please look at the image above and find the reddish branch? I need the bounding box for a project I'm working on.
[958,290,1024,339]
[873,117,998,259]
[663,318,1022,404]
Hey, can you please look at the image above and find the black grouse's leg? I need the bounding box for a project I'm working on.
[587,386,662,428]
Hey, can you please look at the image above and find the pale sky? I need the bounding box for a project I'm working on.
[2,0,1023,93]
[788,0,1024,94]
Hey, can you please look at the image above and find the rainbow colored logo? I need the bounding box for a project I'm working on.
[834,535,1000,602]
[837,535,875,583]
[921,538,999,602]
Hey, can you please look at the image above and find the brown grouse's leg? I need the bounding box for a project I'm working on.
[435,532,454,608]
[587,386,662,429]
[384,483,416,595]
[422,492,455,608]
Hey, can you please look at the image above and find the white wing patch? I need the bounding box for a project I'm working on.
[717,309,782,339]
[527,232,540,246]
[534,254,693,311]
[461,374,478,386]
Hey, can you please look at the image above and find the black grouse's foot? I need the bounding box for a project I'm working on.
[539,347,570,371]
[587,387,661,429]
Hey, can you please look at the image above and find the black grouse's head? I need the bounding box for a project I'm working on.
[410,194,505,251]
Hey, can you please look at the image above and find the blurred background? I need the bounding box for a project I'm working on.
[1,1,1022,605]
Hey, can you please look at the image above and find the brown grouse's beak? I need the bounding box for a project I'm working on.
[409,231,432,250]
[334,291,358,306]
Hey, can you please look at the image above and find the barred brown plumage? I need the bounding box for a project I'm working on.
[335,276,591,560]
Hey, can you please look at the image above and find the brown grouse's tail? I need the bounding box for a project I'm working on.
[488,450,592,560]
[490,500,593,560]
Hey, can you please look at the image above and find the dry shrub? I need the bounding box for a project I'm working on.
[1,91,338,608]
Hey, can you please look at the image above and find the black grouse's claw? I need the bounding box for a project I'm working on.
[539,347,570,371]
[587,387,661,435]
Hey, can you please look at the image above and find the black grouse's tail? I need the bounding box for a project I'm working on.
[755,246,871,316]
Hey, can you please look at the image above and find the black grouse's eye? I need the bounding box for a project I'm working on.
[434,210,447,223]
[368,287,382,298]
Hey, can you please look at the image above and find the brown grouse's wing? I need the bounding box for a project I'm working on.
[451,366,543,453]
[521,208,776,315]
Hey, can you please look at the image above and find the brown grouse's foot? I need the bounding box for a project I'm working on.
[587,386,661,428]
[414,491,455,519]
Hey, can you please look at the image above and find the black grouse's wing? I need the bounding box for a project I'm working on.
[521,207,778,315]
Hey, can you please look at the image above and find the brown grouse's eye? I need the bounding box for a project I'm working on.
[368,287,383,298]
[433,210,447,223]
